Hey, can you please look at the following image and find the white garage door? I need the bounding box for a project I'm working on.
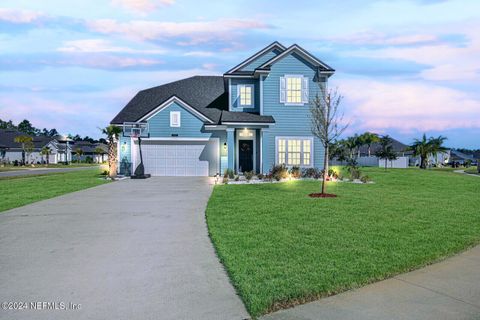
[136,140,218,176]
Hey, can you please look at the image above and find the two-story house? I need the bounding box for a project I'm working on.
[111,42,335,176]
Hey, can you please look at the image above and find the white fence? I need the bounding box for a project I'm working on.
[331,156,409,168]
[378,156,409,169]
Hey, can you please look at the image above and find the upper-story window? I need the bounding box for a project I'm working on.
[280,75,309,105]
[237,84,253,107]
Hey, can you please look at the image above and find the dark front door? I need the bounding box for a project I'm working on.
[238,140,253,172]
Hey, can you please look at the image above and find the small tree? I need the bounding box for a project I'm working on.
[41,146,51,165]
[310,86,348,195]
[74,148,84,163]
[375,135,397,170]
[101,125,122,178]
[14,135,33,165]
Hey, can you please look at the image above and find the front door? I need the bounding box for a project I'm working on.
[238,140,253,172]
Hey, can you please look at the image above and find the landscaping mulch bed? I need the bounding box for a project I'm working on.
[308,193,338,198]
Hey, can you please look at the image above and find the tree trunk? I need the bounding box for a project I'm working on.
[368,145,371,157]
[385,159,387,171]
[108,140,117,178]
[420,156,426,169]
[321,144,329,194]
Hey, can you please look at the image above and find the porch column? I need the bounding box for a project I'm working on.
[227,128,235,171]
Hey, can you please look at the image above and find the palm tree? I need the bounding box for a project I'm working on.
[344,135,361,160]
[375,135,397,170]
[361,132,380,157]
[14,135,33,165]
[101,125,122,178]
[409,134,447,169]
[41,146,51,165]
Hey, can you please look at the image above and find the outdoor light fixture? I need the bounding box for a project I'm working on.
[215,173,219,185]
[121,142,127,152]
[223,142,227,150]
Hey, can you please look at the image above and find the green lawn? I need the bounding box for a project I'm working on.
[0,163,100,172]
[206,168,480,317]
[464,167,480,175]
[0,169,109,212]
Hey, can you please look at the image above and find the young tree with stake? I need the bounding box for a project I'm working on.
[310,86,348,195]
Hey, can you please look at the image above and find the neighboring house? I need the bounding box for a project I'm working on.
[112,42,335,176]
[71,141,108,163]
[332,136,411,168]
[0,129,72,164]
[449,149,476,165]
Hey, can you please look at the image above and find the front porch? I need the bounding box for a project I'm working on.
[224,126,268,174]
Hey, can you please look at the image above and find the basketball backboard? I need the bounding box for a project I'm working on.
[122,122,149,138]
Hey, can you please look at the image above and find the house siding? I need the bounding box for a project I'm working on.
[261,52,326,173]
[229,79,259,112]
[241,48,282,71]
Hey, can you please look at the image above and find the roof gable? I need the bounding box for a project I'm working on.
[257,44,334,72]
[225,41,286,75]
[139,96,214,124]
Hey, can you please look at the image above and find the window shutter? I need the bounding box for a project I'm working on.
[279,77,286,103]
[302,77,309,103]
[235,85,241,108]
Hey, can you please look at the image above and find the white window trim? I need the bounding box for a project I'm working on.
[237,84,254,108]
[170,111,181,127]
[284,74,304,106]
[275,136,314,167]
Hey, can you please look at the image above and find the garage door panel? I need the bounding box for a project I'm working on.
[138,140,217,176]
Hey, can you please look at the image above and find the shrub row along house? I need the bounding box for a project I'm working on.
[112,42,334,176]
[0,129,107,165]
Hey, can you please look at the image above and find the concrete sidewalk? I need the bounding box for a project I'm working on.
[262,245,480,320]
[0,166,100,177]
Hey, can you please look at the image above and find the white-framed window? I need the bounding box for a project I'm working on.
[237,84,254,107]
[276,137,313,167]
[170,111,181,127]
[280,75,309,105]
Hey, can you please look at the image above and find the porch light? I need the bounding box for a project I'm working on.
[223,142,227,150]
[215,173,219,185]
[121,142,127,153]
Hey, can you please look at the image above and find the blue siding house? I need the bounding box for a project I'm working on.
[111,42,335,176]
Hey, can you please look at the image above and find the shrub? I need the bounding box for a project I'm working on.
[222,177,229,184]
[257,173,264,180]
[85,156,93,164]
[349,168,361,180]
[360,175,371,183]
[244,171,255,182]
[289,166,301,178]
[224,168,235,179]
[302,167,322,179]
[101,170,109,176]
[270,164,288,181]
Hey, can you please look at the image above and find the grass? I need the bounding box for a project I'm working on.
[206,167,480,317]
[0,169,109,212]
[0,163,100,172]
[464,167,479,175]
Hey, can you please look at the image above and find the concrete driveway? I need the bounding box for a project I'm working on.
[0,177,248,320]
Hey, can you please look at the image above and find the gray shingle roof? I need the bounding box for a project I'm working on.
[220,111,275,124]
[0,129,56,150]
[111,76,227,125]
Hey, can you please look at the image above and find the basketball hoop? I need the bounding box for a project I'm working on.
[122,122,149,138]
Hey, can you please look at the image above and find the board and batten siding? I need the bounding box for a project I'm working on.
[241,48,283,71]
[261,52,326,173]
[229,78,260,113]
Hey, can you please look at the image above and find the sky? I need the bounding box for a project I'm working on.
[0,0,479,148]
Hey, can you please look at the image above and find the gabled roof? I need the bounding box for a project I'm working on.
[358,137,410,155]
[257,44,335,72]
[0,129,57,150]
[224,41,286,75]
[111,76,227,125]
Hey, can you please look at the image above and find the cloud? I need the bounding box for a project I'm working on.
[86,18,271,45]
[0,8,44,24]
[183,51,215,57]
[340,79,480,133]
[330,31,439,47]
[111,0,175,13]
[57,39,166,54]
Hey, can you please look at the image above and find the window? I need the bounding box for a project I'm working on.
[280,75,309,105]
[276,137,313,166]
[238,84,253,107]
[287,77,302,104]
[170,111,180,127]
